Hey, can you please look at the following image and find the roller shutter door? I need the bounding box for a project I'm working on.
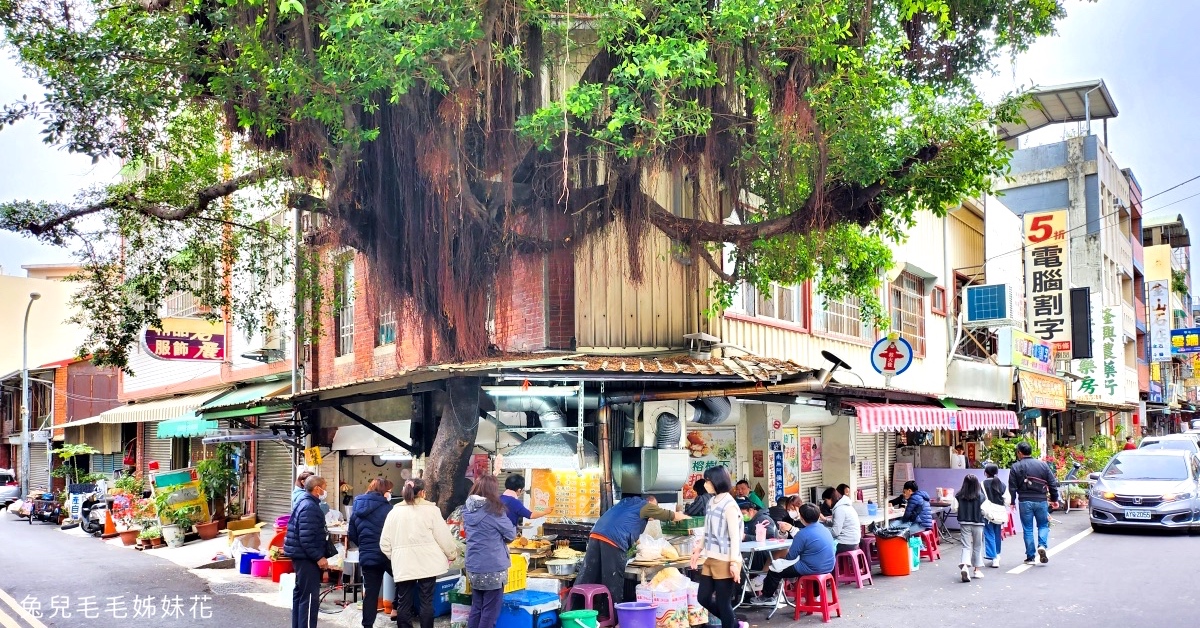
[854,430,897,505]
[255,415,296,525]
[27,443,51,492]
[143,423,174,478]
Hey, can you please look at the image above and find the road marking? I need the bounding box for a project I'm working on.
[0,588,47,628]
[1006,527,1092,575]
[0,603,23,628]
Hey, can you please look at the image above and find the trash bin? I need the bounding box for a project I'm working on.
[877,536,912,576]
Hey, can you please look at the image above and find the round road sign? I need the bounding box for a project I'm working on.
[870,335,914,376]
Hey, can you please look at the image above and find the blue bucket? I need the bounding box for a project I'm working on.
[239,551,265,575]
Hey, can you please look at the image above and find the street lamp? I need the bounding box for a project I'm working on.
[19,291,41,500]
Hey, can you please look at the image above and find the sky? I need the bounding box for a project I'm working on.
[0,0,1198,277]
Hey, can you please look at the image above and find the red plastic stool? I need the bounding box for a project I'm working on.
[565,584,616,627]
[918,530,940,561]
[1002,510,1016,538]
[833,549,873,589]
[859,535,880,567]
[793,573,841,623]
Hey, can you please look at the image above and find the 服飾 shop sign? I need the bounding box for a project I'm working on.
[1023,210,1072,353]
[142,317,226,362]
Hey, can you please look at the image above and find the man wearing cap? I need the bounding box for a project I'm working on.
[738,498,780,542]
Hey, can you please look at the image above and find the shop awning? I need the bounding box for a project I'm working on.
[98,389,230,424]
[63,416,104,429]
[850,402,955,434]
[331,420,412,456]
[199,381,292,419]
[156,416,219,439]
[955,409,1019,431]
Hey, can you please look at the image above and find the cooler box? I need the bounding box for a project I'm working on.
[414,574,458,618]
[497,590,560,628]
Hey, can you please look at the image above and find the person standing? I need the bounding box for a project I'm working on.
[982,464,1007,568]
[829,488,862,554]
[284,475,332,628]
[749,503,835,606]
[689,466,743,628]
[463,475,517,628]
[292,470,330,515]
[379,479,458,628]
[579,493,686,603]
[954,474,986,582]
[500,474,551,527]
[1123,436,1138,450]
[1008,442,1060,565]
[348,478,394,628]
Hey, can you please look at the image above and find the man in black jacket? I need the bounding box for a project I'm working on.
[285,475,331,628]
[1008,442,1060,566]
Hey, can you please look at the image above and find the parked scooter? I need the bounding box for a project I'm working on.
[79,491,109,536]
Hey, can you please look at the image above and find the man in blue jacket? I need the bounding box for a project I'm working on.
[285,475,331,628]
[578,495,687,604]
[750,503,835,606]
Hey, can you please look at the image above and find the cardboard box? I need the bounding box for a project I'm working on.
[635,585,689,628]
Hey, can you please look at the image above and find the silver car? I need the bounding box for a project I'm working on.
[0,469,18,508]
[1088,449,1200,532]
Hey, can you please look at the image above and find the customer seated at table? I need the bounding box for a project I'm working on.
[896,480,933,534]
[818,487,837,522]
[836,484,852,501]
[749,504,835,606]
[829,486,862,554]
[735,479,767,510]
[739,499,780,542]
[772,496,803,538]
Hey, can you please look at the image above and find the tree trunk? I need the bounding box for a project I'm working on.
[426,376,482,517]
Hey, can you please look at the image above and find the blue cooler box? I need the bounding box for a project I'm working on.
[497,590,560,628]
[413,574,458,618]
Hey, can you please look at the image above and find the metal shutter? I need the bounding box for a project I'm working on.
[796,425,824,502]
[854,430,896,505]
[143,422,174,477]
[256,415,296,525]
[27,443,51,492]
[90,453,119,476]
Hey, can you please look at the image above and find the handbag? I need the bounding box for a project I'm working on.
[981,496,1007,525]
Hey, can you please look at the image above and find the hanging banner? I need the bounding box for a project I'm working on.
[781,427,800,495]
[1147,279,1171,362]
[682,428,737,499]
[772,450,785,501]
[1023,210,1072,353]
[1019,372,1068,410]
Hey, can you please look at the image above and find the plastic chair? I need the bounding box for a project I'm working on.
[1002,510,1016,538]
[833,549,873,589]
[341,556,362,605]
[918,530,940,561]
[859,535,880,568]
[565,584,616,627]
[793,573,841,623]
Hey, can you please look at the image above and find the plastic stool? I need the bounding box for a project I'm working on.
[918,530,940,561]
[859,535,879,567]
[793,573,841,623]
[1002,510,1016,538]
[833,549,873,589]
[565,584,616,627]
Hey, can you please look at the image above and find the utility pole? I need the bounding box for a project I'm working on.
[19,291,41,500]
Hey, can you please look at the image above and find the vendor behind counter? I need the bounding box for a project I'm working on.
[577,495,688,604]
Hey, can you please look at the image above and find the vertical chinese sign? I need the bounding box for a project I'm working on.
[142,318,226,362]
[1147,279,1172,361]
[1073,304,1124,404]
[1023,210,1072,354]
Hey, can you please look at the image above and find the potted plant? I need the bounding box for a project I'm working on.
[139,526,164,548]
[110,495,140,546]
[197,444,237,538]
[155,491,190,548]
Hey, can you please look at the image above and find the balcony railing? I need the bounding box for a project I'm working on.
[1122,303,1136,339]
[1114,232,1133,275]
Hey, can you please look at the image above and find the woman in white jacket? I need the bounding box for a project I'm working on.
[379,479,458,628]
[829,492,862,554]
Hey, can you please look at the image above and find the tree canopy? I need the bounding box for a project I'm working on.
[0,0,1069,369]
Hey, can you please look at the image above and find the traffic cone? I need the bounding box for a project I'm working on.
[102,510,118,538]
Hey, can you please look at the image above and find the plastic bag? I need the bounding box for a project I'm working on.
[635,533,672,562]
[644,519,663,538]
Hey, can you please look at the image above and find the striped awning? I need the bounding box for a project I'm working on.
[851,403,955,434]
[956,409,1018,431]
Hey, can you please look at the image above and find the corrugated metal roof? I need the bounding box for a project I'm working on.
[997,79,1118,141]
[517,353,811,382]
[200,381,292,412]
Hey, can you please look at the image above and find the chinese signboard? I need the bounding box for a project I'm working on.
[1147,279,1171,361]
[1018,372,1067,410]
[530,469,600,519]
[800,436,823,472]
[1023,210,1072,353]
[143,318,226,362]
[1170,328,1200,354]
[1073,305,1124,404]
[998,327,1056,375]
[781,427,800,496]
[682,428,736,499]
[153,467,210,525]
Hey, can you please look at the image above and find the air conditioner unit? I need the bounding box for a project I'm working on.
[962,284,1020,329]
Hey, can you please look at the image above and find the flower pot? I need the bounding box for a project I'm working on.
[196,520,220,541]
[161,524,185,548]
[150,537,164,548]
[215,516,228,531]
[118,529,140,546]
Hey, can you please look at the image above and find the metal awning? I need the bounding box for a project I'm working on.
[62,416,104,429]
[997,80,1118,141]
[330,420,413,456]
[156,416,219,439]
[98,389,230,424]
[199,381,292,419]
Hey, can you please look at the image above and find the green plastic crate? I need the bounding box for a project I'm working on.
[661,516,704,535]
[448,590,472,606]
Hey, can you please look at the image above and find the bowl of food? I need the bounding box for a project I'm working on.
[546,559,579,576]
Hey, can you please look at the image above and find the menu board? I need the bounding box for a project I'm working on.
[530,469,601,519]
[782,428,800,495]
[682,428,737,499]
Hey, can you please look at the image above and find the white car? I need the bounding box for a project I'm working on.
[0,469,18,508]
[1139,434,1200,456]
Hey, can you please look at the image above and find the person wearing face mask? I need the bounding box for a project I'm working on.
[349,478,395,628]
[284,475,335,628]
[292,470,330,515]
[773,496,803,538]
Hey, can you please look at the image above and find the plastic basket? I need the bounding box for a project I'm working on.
[464,554,527,594]
[661,517,704,536]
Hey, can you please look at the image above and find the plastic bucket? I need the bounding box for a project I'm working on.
[615,602,658,628]
[250,559,272,578]
[908,536,922,571]
[560,609,599,628]
[876,536,911,576]
[239,551,264,575]
[271,559,294,583]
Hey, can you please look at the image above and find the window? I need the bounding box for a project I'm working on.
[335,256,355,357]
[890,272,926,356]
[931,286,948,316]
[815,292,875,343]
[736,282,808,328]
[376,299,397,347]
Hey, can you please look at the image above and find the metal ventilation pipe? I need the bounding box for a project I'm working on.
[690,397,733,425]
[493,397,567,429]
[654,412,682,448]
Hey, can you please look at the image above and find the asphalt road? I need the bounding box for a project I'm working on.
[0,511,289,628]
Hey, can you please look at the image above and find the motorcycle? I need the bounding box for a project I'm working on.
[79,491,110,536]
